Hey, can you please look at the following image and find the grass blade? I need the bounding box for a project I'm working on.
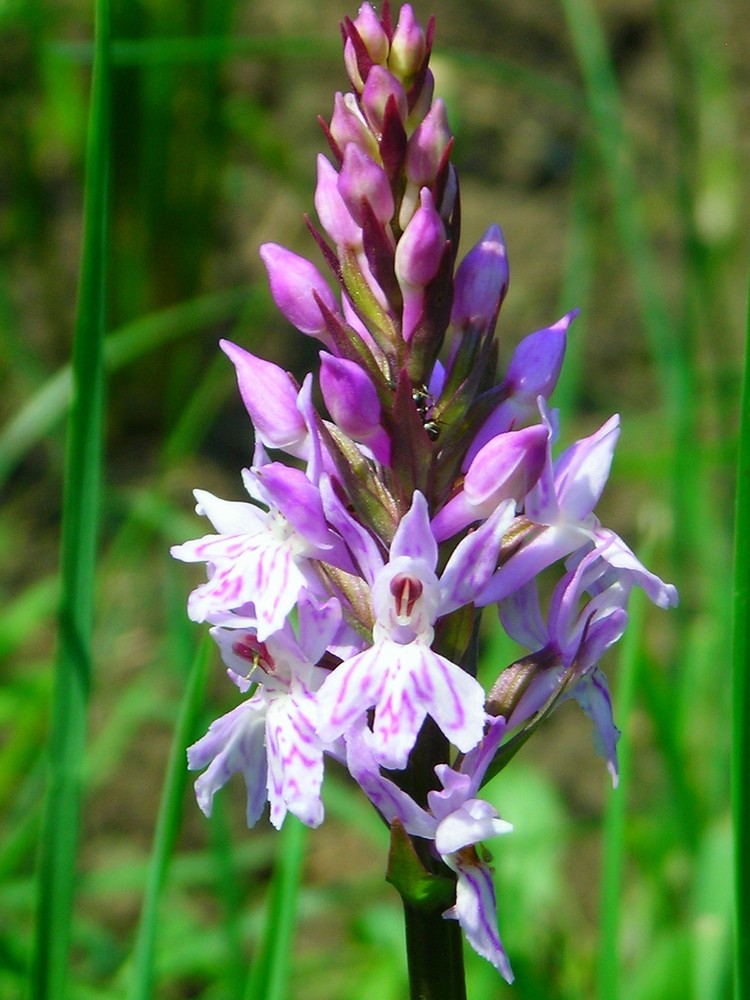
[596,574,649,1000]
[244,816,307,1000]
[29,2,110,998]
[127,630,212,1000]
[0,285,259,489]
[732,272,750,1000]
[558,0,685,417]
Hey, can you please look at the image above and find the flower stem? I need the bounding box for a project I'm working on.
[403,898,467,1000]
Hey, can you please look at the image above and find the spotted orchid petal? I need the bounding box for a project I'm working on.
[445,854,514,983]
[174,524,309,640]
[266,678,326,828]
[317,637,486,770]
[569,667,620,787]
[188,698,268,828]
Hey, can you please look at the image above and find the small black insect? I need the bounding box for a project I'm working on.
[411,385,442,441]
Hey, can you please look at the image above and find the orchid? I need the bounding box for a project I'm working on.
[172,2,677,993]
[346,715,514,981]
[316,491,507,769]
[189,594,343,829]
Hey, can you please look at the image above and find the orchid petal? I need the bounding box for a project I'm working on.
[435,799,512,856]
[390,490,438,567]
[447,858,514,983]
[372,643,486,769]
[569,668,620,787]
[315,645,384,745]
[554,414,620,521]
[188,700,268,828]
[266,681,325,828]
[439,499,515,614]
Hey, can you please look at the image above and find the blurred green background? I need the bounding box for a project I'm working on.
[0,0,746,998]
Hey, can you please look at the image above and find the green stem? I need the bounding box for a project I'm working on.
[596,575,648,1000]
[392,715,467,1000]
[244,816,307,1000]
[403,899,467,1000]
[127,632,212,1000]
[30,2,110,998]
[731,270,750,1000]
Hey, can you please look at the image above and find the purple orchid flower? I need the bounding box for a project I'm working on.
[171,4,679,988]
[170,459,351,641]
[188,594,343,830]
[497,546,630,784]
[346,715,514,981]
[477,407,622,606]
[316,492,514,769]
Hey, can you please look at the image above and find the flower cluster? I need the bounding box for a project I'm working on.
[172,2,677,982]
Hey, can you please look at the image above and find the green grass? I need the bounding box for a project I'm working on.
[29,2,110,997]
[0,1,743,998]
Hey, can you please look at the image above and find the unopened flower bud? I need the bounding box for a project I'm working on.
[395,188,446,342]
[389,4,426,81]
[406,98,452,187]
[338,144,394,227]
[464,311,576,466]
[343,4,389,93]
[406,68,435,130]
[395,187,445,287]
[319,352,391,464]
[260,243,340,339]
[362,65,408,135]
[329,92,379,160]
[351,2,389,65]
[314,155,362,248]
[220,340,307,455]
[451,224,509,333]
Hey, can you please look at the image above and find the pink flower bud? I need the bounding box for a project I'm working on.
[362,65,408,135]
[451,224,509,332]
[389,4,426,80]
[329,92,378,159]
[259,243,340,339]
[219,340,307,454]
[405,98,452,187]
[319,352,391,464]
[314,155,362,248]
[406,67,435,129]
[432,424,549,540]
[395,188,446,342]
[343,4,389,92]
[395,187,445,288]
[351,2,389,64]
[338,144,394,227]
[463,311,576,467]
